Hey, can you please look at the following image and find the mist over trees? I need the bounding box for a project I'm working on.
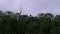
[0,10,60,34]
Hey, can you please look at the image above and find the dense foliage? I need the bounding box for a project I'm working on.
[0,11,60,34]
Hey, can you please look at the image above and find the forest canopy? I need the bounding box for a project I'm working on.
[0,11,60,34]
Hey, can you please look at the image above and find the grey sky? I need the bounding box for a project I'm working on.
[0,0,60,16]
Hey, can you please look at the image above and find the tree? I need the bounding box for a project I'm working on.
[37,13,54,34]
[37,13,45,18]
[53,15,60,27]
[5,11,14,18]
[50,27,60,34]
[45,13,54,18]
[0,11,60,34]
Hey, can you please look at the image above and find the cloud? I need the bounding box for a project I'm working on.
[0,0,21,12]
[0,0,60,16]
[21,0,60,16]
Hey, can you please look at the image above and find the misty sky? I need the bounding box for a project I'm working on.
[0,0,60,16]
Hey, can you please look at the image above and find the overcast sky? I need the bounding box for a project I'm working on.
[0,0,60,16]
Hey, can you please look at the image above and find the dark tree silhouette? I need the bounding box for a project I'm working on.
[0,11,60,34]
